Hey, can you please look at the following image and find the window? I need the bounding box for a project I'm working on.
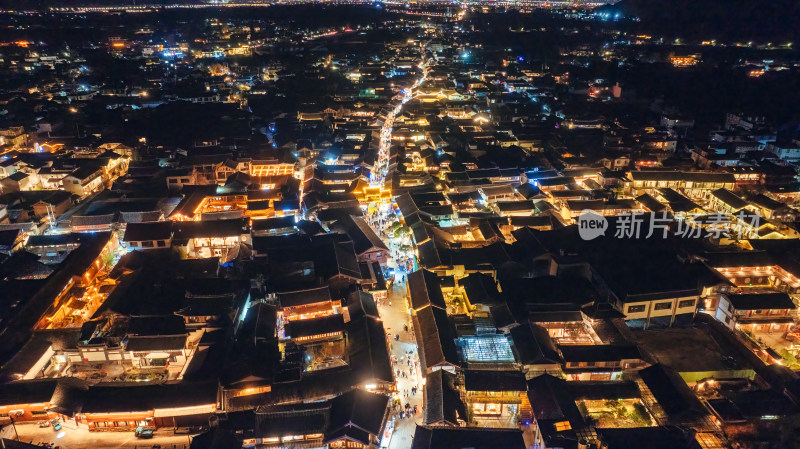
[554,421,572,431]
[142,241,154,248]
[585,361,595,367]
[654,302,672,311]
[627,305,646,313]
[129,242,138,247]
[31,410,48,416]
[678,299,695,308]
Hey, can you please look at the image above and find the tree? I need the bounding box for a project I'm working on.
[101,251,115,267]
[631,402,652,426]
[778,349,800,370]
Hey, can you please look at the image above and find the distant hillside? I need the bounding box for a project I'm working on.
[599,0,800,43]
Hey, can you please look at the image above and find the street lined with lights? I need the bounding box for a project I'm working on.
[371,58,428,188]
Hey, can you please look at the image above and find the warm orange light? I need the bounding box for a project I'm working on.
[111,42,126,48]
[15,41,29,48]
[671,56,699,67]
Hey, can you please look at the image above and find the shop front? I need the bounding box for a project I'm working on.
[79,412,153,431]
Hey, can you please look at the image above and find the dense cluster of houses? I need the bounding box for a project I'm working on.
[1,6,800,449]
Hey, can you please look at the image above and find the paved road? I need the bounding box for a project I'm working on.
[6,422,195,449]
[378,278,424,449]
[365,206,423,448]
[363,58,428,447]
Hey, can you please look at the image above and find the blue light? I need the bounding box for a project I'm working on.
[517,56,524,62]
[161,50,184,59]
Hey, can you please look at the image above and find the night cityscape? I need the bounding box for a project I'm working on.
[0,1,799,448]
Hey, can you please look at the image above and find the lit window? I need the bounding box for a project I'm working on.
[554,421,571,431]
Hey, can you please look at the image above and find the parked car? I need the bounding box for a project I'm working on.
[50,419,61,431]
[135,427,154,439]
[37,420,50,428]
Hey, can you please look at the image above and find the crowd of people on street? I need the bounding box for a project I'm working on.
[365,204,425,447]
[391,348,422,421]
